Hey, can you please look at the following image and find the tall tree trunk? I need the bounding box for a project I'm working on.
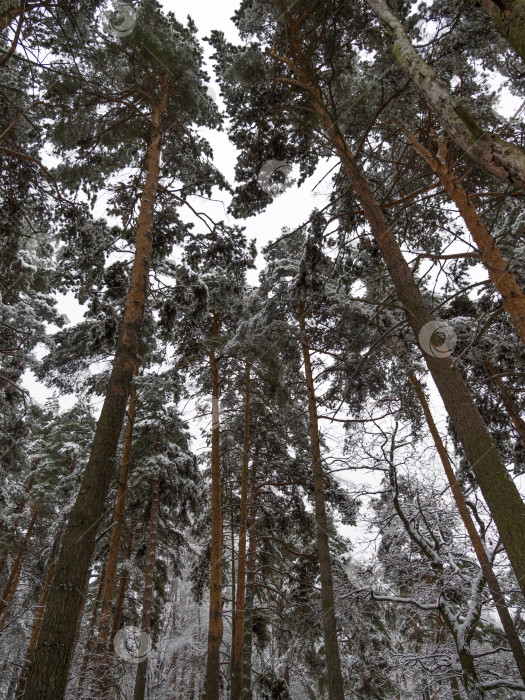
[433,612,463,699]
[133,478,160,700]
[476,0,525,62]
[408,372,525,683]
[0,506,37,630]
[406,134,525,345]
[16,559,56,695]
[204,313,223,700]
[231,363,251,700]
[297,304,345,700]
[93,389,137,694]
[242,441,259,700]
[484,357,525,451]
[21,82,168,700]
[76,565,107,699]
[103,515,138,699]
[298,63,525,595]
[229,490,236,693]
[366,0,525,189]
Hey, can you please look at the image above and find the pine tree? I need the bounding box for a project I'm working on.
[210,0,525,604]
[21,3,221,697]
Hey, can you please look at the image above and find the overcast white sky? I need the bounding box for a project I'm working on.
[24,0,522,435]
[19,0,525,561]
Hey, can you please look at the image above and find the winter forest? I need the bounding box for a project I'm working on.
[4,0,525,698]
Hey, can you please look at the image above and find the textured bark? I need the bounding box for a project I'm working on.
[298,304,345,700]
[93,389,137,694]
[133,478,159,700]
[16,559,56,695]
[22,84,168,700]
[367,0,525,189]
[477,0,525,62]
[409,372,525,683]
[484,357,525,451]
[407,134,525,345]
[242,442,259,700]
[231,363,251,700]
[305,78,525,597]
[0,507,37,631]
[204,314,223,700]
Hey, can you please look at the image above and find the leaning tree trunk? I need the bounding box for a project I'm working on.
[300,64,525,596]
[204,313,224,700]
[407,133,525,345]
[476,0,525,62]
[297,304,346,700]
[408,372,525,683]
[76,566,107,699]
[387,458,484,698]
[133,478,160,700]
[103,515,138,700]
[21,84,168,700]
[0,506,38,631]
[93,389,137,695]
[230,362,251,700]
[366,0,525,189]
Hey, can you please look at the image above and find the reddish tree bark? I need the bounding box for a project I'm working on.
[22,79,169,700]
[407,134,525,345]
[93,389,137,693]
[103,515,138,700]
[289,53,525,595]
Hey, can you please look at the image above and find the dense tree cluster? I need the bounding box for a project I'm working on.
[2,0,525,698]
